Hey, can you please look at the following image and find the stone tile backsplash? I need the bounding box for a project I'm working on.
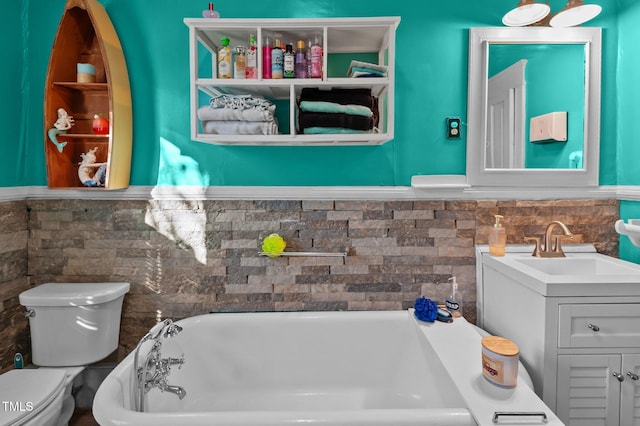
[0,198,619,369]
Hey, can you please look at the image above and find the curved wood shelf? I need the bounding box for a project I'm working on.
[44,0,131,190]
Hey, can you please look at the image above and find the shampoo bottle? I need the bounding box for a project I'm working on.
[271,39,284,79]
[489,214,506,256]
[217,37,232,79]
[310,35,323,78]
[245,34,257,79]
[262,36,272,79]
[283,43,295,78]
[445,276,463,318]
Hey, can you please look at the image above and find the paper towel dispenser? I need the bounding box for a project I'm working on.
[529,111,567,143]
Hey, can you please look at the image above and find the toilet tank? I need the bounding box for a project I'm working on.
[19,283,130,367]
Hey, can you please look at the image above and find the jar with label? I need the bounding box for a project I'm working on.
[481,336,519,388]
[234,46,246,79]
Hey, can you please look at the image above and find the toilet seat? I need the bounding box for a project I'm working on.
[0,369,66,426]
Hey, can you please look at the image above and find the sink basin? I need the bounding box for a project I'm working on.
[482,248,640,296]
[515,256,640,276]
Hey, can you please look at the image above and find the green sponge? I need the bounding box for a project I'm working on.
[262,233,286,258]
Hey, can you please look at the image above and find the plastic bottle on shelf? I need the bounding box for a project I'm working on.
[283,43,295,78]
[217,37,232,79]
[295,40,307,79]
[310,35,323,78]
[271,39,284,79]
[262,36,272,79]
[202,2,220,18]
[234,46,246,79]
[245,34,257,79]
[306,38,313,77]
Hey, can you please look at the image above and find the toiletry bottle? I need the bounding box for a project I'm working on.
[295,40,307,78]
[262,36,272,79]
[445,276,463,318]
[489,214,506,256]
[234,46,246,79]
[245,34,257,79]
[202,2,220,18]
[310,35,323,78]
[217,37,232,79]
[306,38,313,77]
[283,43,295,78]
[271,39,284,79]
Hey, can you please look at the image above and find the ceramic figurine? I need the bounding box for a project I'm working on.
[47,108,75,153]
[78,147,107,187]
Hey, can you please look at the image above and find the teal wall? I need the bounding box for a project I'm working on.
[1,5,25,186]
[616,0,640,262]
[1,0,620,187]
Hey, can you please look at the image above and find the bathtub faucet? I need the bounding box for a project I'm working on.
[140,343,186,398]
[133,319,186,412]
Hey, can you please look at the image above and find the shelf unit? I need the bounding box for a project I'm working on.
[184,17,399,146]
[44,0,132,189]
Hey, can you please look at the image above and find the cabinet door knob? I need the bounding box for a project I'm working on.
[613,372,625,382]
[587,323,600,332]
[627,372,639,381]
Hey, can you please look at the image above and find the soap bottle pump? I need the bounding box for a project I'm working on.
[489,214,506,256]
[445,276,463,318]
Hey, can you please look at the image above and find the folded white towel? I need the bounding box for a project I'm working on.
[197,104,276,122]
[202,120,279,135]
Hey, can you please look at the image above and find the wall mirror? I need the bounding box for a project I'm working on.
[466,27,601,187]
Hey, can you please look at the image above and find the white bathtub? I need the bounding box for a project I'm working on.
[94,310,560,426]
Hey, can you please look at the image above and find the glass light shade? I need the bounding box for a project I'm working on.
[502,2,551,27]
[549,2,602,27]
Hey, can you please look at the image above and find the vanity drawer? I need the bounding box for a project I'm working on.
[558,304,640,348]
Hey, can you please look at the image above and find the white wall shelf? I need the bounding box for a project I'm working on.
[184,17,399,146]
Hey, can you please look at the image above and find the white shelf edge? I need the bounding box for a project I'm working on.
[192,133,392,146]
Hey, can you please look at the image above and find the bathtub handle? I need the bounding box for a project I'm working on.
[492,411,548,424]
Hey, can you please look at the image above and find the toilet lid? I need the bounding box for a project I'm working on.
[0,369,66,426]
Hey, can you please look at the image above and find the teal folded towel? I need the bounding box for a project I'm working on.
[299,101,373,117]
[303,127,373,135]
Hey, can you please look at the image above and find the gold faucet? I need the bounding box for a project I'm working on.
[525,221,574,258]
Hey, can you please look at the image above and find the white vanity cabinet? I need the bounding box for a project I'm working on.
[183,17,399,146]
[476,246,640,426]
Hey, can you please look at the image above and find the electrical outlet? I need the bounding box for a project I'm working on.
[446,117,461,139]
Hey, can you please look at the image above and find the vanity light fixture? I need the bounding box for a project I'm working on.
[549,0,602,27]
[502,0,551,27]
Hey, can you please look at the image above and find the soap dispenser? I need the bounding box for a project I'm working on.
[489,214,506,256]
[445,276,463,318]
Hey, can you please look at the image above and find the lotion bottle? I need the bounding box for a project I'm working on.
[217,37,232,79]
[445,276,463,318]
[271,39,284,79]
[489,214,506,256]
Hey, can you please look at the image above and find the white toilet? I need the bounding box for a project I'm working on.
[0,282,130,426]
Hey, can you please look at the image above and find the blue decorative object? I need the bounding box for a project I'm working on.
[414,296,438,322]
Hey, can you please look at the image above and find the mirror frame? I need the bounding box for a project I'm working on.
[466,27,602,187]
